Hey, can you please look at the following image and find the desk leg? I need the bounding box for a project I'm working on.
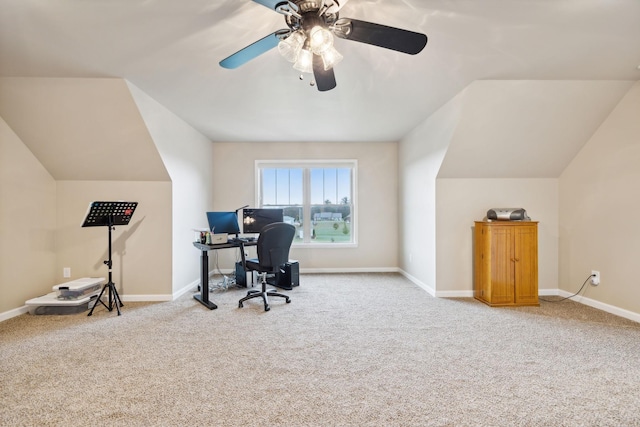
[239,242,247,266]
[194,250,217,310]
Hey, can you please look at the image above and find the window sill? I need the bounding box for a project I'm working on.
[292,242,358,249]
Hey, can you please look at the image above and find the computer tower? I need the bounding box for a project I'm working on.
[235,262,247,287]
[287,261,300,288]
[267,261,299,290]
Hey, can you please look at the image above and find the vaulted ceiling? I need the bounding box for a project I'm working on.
[1,0,639,143]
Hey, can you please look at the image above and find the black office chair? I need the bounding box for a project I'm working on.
[239,222,295,311]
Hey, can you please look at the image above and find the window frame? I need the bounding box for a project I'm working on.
[255,159,358,248]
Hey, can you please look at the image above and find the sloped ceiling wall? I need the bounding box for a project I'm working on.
[437,80,635,178]
[0,77,169,181]
[0,78,634,183]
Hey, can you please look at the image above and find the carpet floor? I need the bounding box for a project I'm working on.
[1,273,639,426]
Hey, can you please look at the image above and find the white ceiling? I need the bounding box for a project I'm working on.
[1,0,639,143]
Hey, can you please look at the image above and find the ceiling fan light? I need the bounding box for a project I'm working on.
[278,31,306,63]
[293,48,313,73]
[321,46,343,70]
[309,25,333,54]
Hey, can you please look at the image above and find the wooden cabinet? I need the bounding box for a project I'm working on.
[474,221,539,307]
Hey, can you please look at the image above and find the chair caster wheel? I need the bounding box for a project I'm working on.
[238,302,243,308]
[265,305,270,311]
[286,298,291,303]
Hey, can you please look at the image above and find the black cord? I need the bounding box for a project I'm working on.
[540,274,594,303]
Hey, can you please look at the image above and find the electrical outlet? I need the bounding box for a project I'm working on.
[63,267,71,278]
[591,270,600,286]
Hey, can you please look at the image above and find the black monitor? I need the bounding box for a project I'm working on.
[206,211,240,235]
[243,208,284,234]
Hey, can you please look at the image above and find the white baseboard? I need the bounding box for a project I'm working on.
[397,274,639,324]
[0,306,30,323]
[216,267,400,275]
[3,276,638,324]
[398,269,436,296]
[172,278,200,300]
[300,267,400,274]
[0,292,175,322]
[557,290,640,323]
[436,290,474,298]
[120,294,173,302]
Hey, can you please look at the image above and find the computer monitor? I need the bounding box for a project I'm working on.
[206,211,240,235]
[242,208,284,234]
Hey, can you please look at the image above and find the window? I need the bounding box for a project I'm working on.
[256,160,357,246]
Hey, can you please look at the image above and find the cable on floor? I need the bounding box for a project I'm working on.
[539,273,594,303]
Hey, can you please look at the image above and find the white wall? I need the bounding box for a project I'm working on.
[559,81,640,318]
[398,80,628,298]
[127,82,215,295]
[436,179,559,296]
[210,142,398,272]
[56,181,172,299]
[437,81,634,178]
[0,78,191,320]
[0,78,169,181]
[0,117,57,317]
[398,93,464,293]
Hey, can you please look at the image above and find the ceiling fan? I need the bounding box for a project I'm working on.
[219,0,428,91]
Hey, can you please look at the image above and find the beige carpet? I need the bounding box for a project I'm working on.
[1,273,640,426]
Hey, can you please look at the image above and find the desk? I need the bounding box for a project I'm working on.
[192,240,257,310]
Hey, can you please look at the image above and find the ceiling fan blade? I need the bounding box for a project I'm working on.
[334,19,427,55]
[219,32,283,69]
[251,0,282,11]
[312,54,337,92]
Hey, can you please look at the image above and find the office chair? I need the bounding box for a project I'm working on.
[239,222,295,311]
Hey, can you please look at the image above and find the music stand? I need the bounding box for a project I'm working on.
[82,201,138,316]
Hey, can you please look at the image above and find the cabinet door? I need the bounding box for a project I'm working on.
[474,225,487,301]
[489,226,515,304]
[514,225,538,304]
[474,224,492,302]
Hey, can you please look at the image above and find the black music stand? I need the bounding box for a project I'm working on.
[82,201,138,316]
